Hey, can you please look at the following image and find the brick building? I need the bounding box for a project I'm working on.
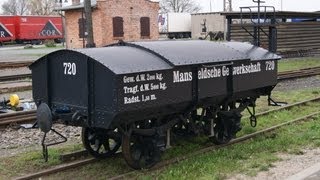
[58,0,159,48]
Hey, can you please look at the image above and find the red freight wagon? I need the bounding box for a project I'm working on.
[14,16,63,43]
[0,15,63,45]
[0,16,16,44]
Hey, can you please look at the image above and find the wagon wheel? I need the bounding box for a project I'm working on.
[172,112,198,136]
[82,127,121,159]
[172,120,193,136]
[122,133,160,170]
[211,117,232,145]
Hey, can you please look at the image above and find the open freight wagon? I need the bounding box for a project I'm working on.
[30,40,281,169]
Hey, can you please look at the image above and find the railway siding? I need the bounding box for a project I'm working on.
[0,90,315,178]
[10,101,320,179]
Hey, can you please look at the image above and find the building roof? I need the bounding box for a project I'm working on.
[191,12,221,16]
[221,11,320,19]
[54,0,97,11]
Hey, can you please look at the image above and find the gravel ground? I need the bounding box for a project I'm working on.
[274,75,320,92]
[0,124,82,158]
[0,90,33,101]
[228,148,320,180]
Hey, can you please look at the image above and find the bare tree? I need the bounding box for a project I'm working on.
[29,0,58,15]
[160,0,201,13]
[1,0,29,15]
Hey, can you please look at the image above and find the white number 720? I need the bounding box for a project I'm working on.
[63,62,77,75]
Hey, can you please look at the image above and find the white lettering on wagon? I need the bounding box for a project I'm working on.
[122,72,166,104]
[173,71,192,83]
[232,62,261,75]
[173,62,265,83]
[265,61,275,71]
[122,61,273,105]
[124,96,140,104]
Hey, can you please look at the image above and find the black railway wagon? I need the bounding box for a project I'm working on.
[30,40,280,169]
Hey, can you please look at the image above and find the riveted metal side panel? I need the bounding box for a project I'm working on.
[117,67,193,112]
[31,57,48,106]
[49,51,88,113]
[198,65,229,99]
[233,60,278,92]
[197,59,278,99]
[92,62,117,128]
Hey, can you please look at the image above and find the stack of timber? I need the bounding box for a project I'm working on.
[230,22,320,58]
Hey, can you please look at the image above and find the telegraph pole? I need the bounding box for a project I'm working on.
[175,0,178,12]
[84,0,95,47]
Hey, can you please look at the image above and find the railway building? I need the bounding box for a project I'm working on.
[56,0,159,48]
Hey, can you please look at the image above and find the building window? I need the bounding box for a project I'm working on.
[78,18,87,38]
[140,17,150,38]
[113,17,124,37]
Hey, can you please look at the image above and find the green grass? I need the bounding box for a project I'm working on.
[20,53,48,57]
[278,57,320,72]
[243,88,320,116]
[144,115,320,180]
[0,143,82,178]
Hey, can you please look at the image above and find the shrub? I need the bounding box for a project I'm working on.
[44,40,56,47]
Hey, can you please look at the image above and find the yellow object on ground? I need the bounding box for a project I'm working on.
[9,94,20,107]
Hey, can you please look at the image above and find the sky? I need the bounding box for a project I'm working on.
[199,0,320,12]
[0,0,319,13]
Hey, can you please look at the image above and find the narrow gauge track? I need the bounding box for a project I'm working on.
[0,61,33,70]
[278,66,320,81]
[0,73,32,82]
[0,110,36,127]
[14,97,320,180]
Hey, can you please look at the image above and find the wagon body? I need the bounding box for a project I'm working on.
[30,40,279,129]
[15,16,63,41]
[0,15,63,44]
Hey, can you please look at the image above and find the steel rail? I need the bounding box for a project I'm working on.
[0,61,33,69]
[15,158,97,180]
[278,66,320,81]
[0,74,32,82]
[244,96,320,119]
[0,110,36,126]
